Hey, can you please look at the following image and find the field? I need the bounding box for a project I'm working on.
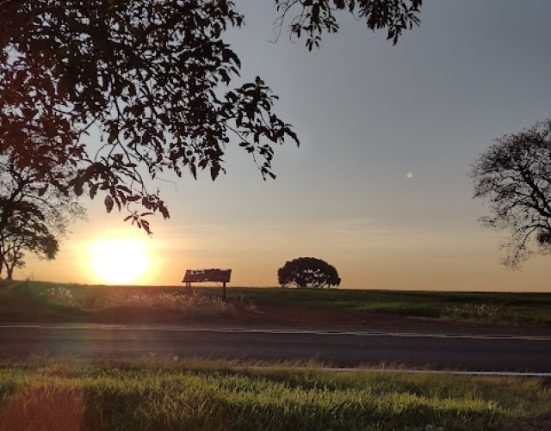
[1,280,551,328]
[0,357,549,431]
[230,286,551,325]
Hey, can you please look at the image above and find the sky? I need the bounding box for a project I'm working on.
[24,0,551,290]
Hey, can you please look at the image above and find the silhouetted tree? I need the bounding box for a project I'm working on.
[0,0,422,232]
[0,156,84,279]
[0,204,59,279]
[278,257,341,288]
[471,119,551,268]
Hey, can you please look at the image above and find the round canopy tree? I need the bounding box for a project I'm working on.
[471,119,551,268]
[278,257,341,288]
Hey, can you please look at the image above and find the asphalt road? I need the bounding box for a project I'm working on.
[0,324,550,372]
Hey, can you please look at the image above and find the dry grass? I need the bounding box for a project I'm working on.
[48,285,257,317]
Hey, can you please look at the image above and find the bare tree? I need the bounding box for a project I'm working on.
[471,119,551,268]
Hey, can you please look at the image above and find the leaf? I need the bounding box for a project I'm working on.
[141,219,151,235]
[89,183,99,199]
[104,195,114,213]
[37,184,49,197]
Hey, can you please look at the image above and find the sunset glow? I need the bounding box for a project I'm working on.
[89,238,151,284]
[13,1,551,292]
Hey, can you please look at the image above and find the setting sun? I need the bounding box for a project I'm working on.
[89,238,151,284]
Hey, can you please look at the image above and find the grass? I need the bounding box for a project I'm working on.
[0,281,257,323]
[228,287,551,325]
[1,280,551,326]
[0,357,549,431]
[2,283,549,429]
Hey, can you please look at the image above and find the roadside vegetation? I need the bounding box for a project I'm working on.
[1,280,551,327]
[0,357,549,431]
[0,281,256,323]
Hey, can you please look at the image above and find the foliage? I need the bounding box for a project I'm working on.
[472,119,551,267]
[0,0,422,232]
[278,257,341,288]
[0,358,549,431]
[0,156,84,279]
[274,0,423,49]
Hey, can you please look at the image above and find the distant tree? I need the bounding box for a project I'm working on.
[0,156,84,279]
[0,0,422,232]
[471,119,551,268]
[0,203,59,279]
[278,257,341,288]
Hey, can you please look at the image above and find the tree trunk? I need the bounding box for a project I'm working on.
[6,265,13,280]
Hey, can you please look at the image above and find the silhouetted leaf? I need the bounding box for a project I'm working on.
[0,0,422,232]
[104,195,114,213]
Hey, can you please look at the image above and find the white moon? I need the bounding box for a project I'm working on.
[406,172,414,179]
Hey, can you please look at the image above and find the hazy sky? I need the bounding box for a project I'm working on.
[24,0,551,290]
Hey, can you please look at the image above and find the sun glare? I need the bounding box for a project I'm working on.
[89,238,151,284]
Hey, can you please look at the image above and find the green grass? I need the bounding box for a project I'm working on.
[2,280,551,326]
[227,287,551,325]
[0,357,549,431]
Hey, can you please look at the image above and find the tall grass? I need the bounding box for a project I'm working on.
[45,284,257,316]
[0,281,257,322]
[0,358,549,430]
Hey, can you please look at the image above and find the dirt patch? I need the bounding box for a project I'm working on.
[85,303,551,336]
[249,305,551,335]
[0,386,84,431]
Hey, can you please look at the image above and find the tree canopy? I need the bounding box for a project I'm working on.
[0,155,84,279]
[0,0,422,232]
[471,119,551,268]
[0,202,59,280]
[278,257,341,288]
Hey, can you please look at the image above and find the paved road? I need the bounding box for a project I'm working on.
[0,324,550,372]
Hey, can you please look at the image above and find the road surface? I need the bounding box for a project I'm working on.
[0,324,550,372]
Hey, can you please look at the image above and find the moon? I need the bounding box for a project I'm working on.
[406,172,414,179]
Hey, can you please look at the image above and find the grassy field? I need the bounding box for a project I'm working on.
[0,357,549,431]
[228,286,551,325]
[1,280,551,326]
